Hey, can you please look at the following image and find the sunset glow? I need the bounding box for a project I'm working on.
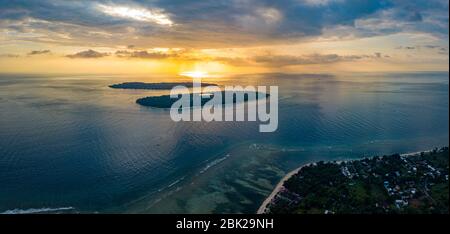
[97,4,173,26]
[179,71,209,79]
[0,0,448,217]
[0,0,448,74]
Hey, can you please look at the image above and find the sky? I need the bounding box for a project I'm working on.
[0,0,448,75]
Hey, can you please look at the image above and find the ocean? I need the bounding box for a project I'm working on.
[0,72,448,213]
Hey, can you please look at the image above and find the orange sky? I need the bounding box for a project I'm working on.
[0,1,448,75]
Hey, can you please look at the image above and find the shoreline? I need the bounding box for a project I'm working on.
[256,149,434,214]
[257,162,313,214]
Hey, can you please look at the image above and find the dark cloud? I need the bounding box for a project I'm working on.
[321,0,448,40]
[249,53,376,67]
[66,49,109,58]
[110,49,382,66]
[396,46,416,50]
[395,45,449,52]
[0,0,446,48]
[438,47,448,55]
[115,50,176,59]
[28,50,50,55]
[115,50,132,57]
[0,54,20,58]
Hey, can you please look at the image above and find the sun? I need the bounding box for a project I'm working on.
[179,71,209,79]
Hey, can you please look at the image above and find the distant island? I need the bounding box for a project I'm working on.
[259,147,449,214]
[109,82,217,90]
[136,91,269,108]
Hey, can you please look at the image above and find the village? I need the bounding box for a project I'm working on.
[264,147,449,214]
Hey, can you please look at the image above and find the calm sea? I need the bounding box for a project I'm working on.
[0,72,448,213]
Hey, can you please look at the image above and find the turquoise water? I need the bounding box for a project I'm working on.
[0,72,448,213]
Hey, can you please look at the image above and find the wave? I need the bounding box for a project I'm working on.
[199,154,231,174]
[168,176,186,188]
[1,207,74,214]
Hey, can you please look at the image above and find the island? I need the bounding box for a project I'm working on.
[136,91,270,108]
[259,147,449,214]
[109,82,217,90]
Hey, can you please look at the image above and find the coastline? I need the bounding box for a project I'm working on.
[256,149,433,214]
[257,162,313,214]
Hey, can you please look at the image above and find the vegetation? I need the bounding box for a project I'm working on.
[109,82,217,90]
[264,147,449,214]
[136,91,269,108]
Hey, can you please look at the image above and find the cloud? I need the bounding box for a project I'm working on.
[423,45,440,49]
[0,53,20,58]
[115,50,179,59]
[302,0,343,6]
[438,47,448,55]
[317,0,449,43]
[96,4,173,26]
[250,53,370,66]
[195,52,387,67]
[66,49,109,58]
[0,0,446,48]
[28,50,51,55]
[110,47,388,66]
[395,45,449,53]
[395,46,417,50]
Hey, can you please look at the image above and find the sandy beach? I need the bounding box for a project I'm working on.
[257,163,313,214]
